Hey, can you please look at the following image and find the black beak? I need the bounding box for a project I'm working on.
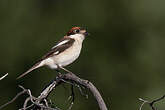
[84,32,89,36]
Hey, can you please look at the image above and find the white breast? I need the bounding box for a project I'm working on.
[53,40,82,67]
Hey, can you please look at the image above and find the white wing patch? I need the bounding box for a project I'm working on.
[52,40,69,49]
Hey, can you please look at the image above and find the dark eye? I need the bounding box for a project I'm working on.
[74,29,80,33]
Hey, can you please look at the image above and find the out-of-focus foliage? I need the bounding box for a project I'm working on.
[0,0,165,110]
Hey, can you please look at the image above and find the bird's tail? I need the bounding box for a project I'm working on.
[16,61,44,79]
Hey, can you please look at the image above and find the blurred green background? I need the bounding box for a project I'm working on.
[1,0,165,110]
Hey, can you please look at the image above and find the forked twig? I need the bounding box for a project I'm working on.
[139,95,165,110]
[0,85,27,109]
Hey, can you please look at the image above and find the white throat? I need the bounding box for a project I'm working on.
[69,34,85,43]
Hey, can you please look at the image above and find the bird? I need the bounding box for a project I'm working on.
[16,27,89,79]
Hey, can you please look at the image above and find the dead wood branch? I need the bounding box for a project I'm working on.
[0,73,108,110]
[139,95,165,110]
[0,73,8,81]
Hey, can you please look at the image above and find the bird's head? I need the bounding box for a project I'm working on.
[67,27,89,40]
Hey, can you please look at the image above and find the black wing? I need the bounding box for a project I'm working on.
[40,37,75,61]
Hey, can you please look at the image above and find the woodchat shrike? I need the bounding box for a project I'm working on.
[17,27,89,79]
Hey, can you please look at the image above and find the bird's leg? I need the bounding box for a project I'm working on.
[57,65,74,74]
[55,64,62,75]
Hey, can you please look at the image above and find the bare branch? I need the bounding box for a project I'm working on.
[35,73,108,110]
[0,73,107,110]
[0,73,8,81]
[139,95,165,110]
[57,73,108,110]
[0,85,27,109]
[139,98,149,110]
